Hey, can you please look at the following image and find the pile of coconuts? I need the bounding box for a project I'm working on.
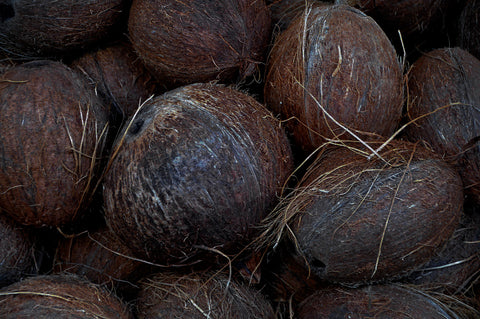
[0,0,480,317]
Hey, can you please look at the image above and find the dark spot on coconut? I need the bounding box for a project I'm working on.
[0,3,14,23]
[128,118,144,135]
[311,258,326,270]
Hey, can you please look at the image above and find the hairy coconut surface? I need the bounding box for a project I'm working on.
[136,270,275,319]
[405,47,480,204]
[457,0,480,60]
[264,3,404,153]
[103,83,293,265]
[268,0,329,33]
[70,40,158,121]
[0,214,36,287]
[260,139,463,285]
[0,274,133,318]
[128,0,271,87]
[0,0,129,60]
[0,60,109,227]
[296,284,458,318]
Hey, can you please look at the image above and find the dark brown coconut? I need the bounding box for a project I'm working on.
[0,274,133,318]
[404,47,480,204]
[457,0,480,60]
[268,0,329,32]
[0,0,129,60]
[0,60,109,227]
[263,139,463,285]
[136,271,276,319]
[128,0,271,87]
[264,3,404,153]
[0,214,36,287]
[70,40,158,121]
[296,284,458,318]
[103,83,293,264]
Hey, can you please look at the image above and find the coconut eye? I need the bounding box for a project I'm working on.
[129,119,144,135]
[0,3,14,23]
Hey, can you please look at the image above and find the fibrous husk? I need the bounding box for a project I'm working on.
[0,274,133,318]
[0,60,109,227]
[128,0,272,87]
[268,0,329,33]
[136,270,276,319]
[264,3,404,153]
[405,47,480,204]
[0,0,129,60]
[457,0,480,60]
[103,83,293,265]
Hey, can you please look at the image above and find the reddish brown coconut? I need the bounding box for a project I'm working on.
[103,83,293,265]
[262,139,463,285]
[404,47,480,204]
[0,60,109,227]
[264,3,404,153]
[70,40,158,121]
[297,284,459,318]
[457,0,480,60]
[136,271,276,318]
[0,214,36,287]
[0,0,129,60]
[128,0,272,87]
[0,274,133,318]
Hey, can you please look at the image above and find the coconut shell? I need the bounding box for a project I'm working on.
[136,271,276,319]
[0,60,109,227]
[0,274,133,318]
[296,284,458,318]
[0,0,129,60]
[70,40,158,121]
[404,47,480,204]
[458,0,480,60]
[0,214,36,287]
[264,3,404,153]
[128,0,271,87]
[269,139,463,285]
[103,83,293,264]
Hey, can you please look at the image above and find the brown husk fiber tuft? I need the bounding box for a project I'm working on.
[136,270,276,318]
[457,0,480,60]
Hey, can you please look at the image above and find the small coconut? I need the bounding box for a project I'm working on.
[0,274,133,318]
[261,139,463,285]
[404,47,480,204]
[103,83,293,265]
[457,0,480,60]
[0,0,129,60]
[128,0,272,87]
[136,270,276,318]
[264,3,404,153]
[0,60,109,227]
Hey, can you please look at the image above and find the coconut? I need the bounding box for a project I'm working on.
[457,0,480,60]
[0,274,133,318]
[0,0,129,60]
[264,3,404,154]
[296,284,459,318]
[404,47,480,204]
[136,270,276,318]
[103,83,293,265]
[261,139,463,285]
[0,214,36,287]
[268,0,329,32]
[70,40,158,122]
[0,60,109,227]
[128,0,271,87]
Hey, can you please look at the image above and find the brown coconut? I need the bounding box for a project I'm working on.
[0,0,129,60]
[404,47,480,204]
[458,0,480,60]
[264,3,404,153]
[136,271,276,319]
[70,40,158,121]
[262,139,463,285]
[0,214,36,287]
[296,284,459,318]
[0,274,133,318]
[0,60,109,227]
[128,0,272,87]
[103,83,293,265]
[268,0,329,32]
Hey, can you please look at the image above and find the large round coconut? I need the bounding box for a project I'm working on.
[0,60,109,227]
[0,274,133,318]
[128,0,272,87]
[457,0,480,60]
[404,47,480,204]
[0,0,129,60]
[103,83,293,265]
[263,139,463,285]
[136,271,276,318]
[264,3,404,154]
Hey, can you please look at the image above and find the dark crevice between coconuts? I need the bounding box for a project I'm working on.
[0,3,14,23]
